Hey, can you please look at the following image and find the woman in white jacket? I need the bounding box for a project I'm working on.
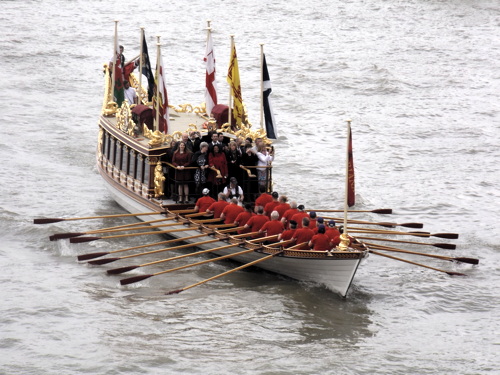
[256,143,274,189]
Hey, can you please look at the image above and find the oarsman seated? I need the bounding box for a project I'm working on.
[308,211,318,229]
[326,220,341,247]
[255,185,273,208]
[312,217,325,234]
[290,205,309,228]
[274,195,290,220]
[234,203,255,234]
[220,197,244,225]
[243,206,269,238]
[194,188,215,214]
[292,217,315,250]
[281,201,299,229]
[206,193,229,219]
[264,191,280,218]
[259,211,285,238]
[278,219,297,241]
[223,177,244,204]
[308,225,332,251]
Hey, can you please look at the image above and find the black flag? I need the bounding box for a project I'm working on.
[262,54,277,139]
[141,34,155,101]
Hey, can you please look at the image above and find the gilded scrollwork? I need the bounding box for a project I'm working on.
[116,100,136,135]
[143,124,171,148]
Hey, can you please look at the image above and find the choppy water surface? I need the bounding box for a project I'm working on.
[1,0,499,374]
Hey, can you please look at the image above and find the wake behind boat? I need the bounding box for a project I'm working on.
[34,21,476,298]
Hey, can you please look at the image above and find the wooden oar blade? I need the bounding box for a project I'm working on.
[400,223,424,229]
[70,236,102,244]
[454,257,479,265]
[50,232,84,241]
[34,218,64,224]
[120,274,153,285]
[433,243,456,250]
[432,233,459,239]
[371,209,392,214]
[446,271,467,276]
[77,252,110,261]
[88,257,121,265]
[107,265,139,275]
[166,289,182,295]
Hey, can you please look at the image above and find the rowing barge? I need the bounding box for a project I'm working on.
[92,25,368,297]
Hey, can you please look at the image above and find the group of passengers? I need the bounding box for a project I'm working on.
[163,131,274,203]
[193,189,343,252]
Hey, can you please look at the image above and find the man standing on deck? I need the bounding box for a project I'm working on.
[123,81,137,105]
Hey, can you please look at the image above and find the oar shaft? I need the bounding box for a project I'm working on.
[109,233,207,254]
[89,217,175,233]
[308,209,392,214]
[369,249,466,276]
[166,250,281,294]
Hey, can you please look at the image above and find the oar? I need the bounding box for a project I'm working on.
[368,249,466,276]
[309,208,392,214]
[120,244,261,286]
[70,226,203,244]
[185,212,212,218]
[348,227,459,239]
[364,242,478,264]
[50,220,179,241]
[165,250,284,294]
[78,225,245,262]
[322,216,423,229]
[77,232,208,261]
[355,236,456,250]
[91,238,223,267]
[111,241,246,276]
[34,211,165,224]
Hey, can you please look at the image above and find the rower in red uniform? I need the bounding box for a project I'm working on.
[220,197,244,224]
[278,219,297,241]
[206,193,229,219]
[292,217,315,249]
[255,185,273,208]
[194,188,215,213]
[234,203,255,234]
[308,225,332,251]
[291,205,309,228]
[281,201,299,229]
[274,195,290,220]
[259,211,285,237]
[264,191,280,218]
[244,206,269,238]
[326,220,341,247]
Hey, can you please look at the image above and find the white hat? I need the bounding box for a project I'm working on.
[202,188,210,195]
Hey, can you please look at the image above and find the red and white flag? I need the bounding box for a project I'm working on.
[155,54,169,133]
[204,32,217,116]
[347,127,355,207]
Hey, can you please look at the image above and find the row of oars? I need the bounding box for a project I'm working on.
[34,207,477,294]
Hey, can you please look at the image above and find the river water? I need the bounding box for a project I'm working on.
[1,0,499,374]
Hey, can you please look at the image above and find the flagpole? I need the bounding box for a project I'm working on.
[112,20,118,103]
[228,35,234,128]
[155,36,161,132]
[338,119,352,251]
[206,20,213,116]
[260,44,264,130]
[139,27,144,104]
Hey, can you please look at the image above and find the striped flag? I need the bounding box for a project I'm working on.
[204,31,217,116]
[262,54,277,139]
[347,128,355,207]
[155,54,169,133]
[226,44,244,127]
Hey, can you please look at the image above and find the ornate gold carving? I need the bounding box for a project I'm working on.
[336,233,350,252]
[174,103,205,113]
[116,100,136,135]
[153,161,165,198]
[143,124,171,148]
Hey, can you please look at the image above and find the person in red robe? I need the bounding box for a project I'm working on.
[194,188,215,213]
[208,144,228,193]
[220,198,244,224]
[234,203,255,234]
[309,225,332,251]
[292,217,315,249]
[259,211,285,238]
[244,206,269,238]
